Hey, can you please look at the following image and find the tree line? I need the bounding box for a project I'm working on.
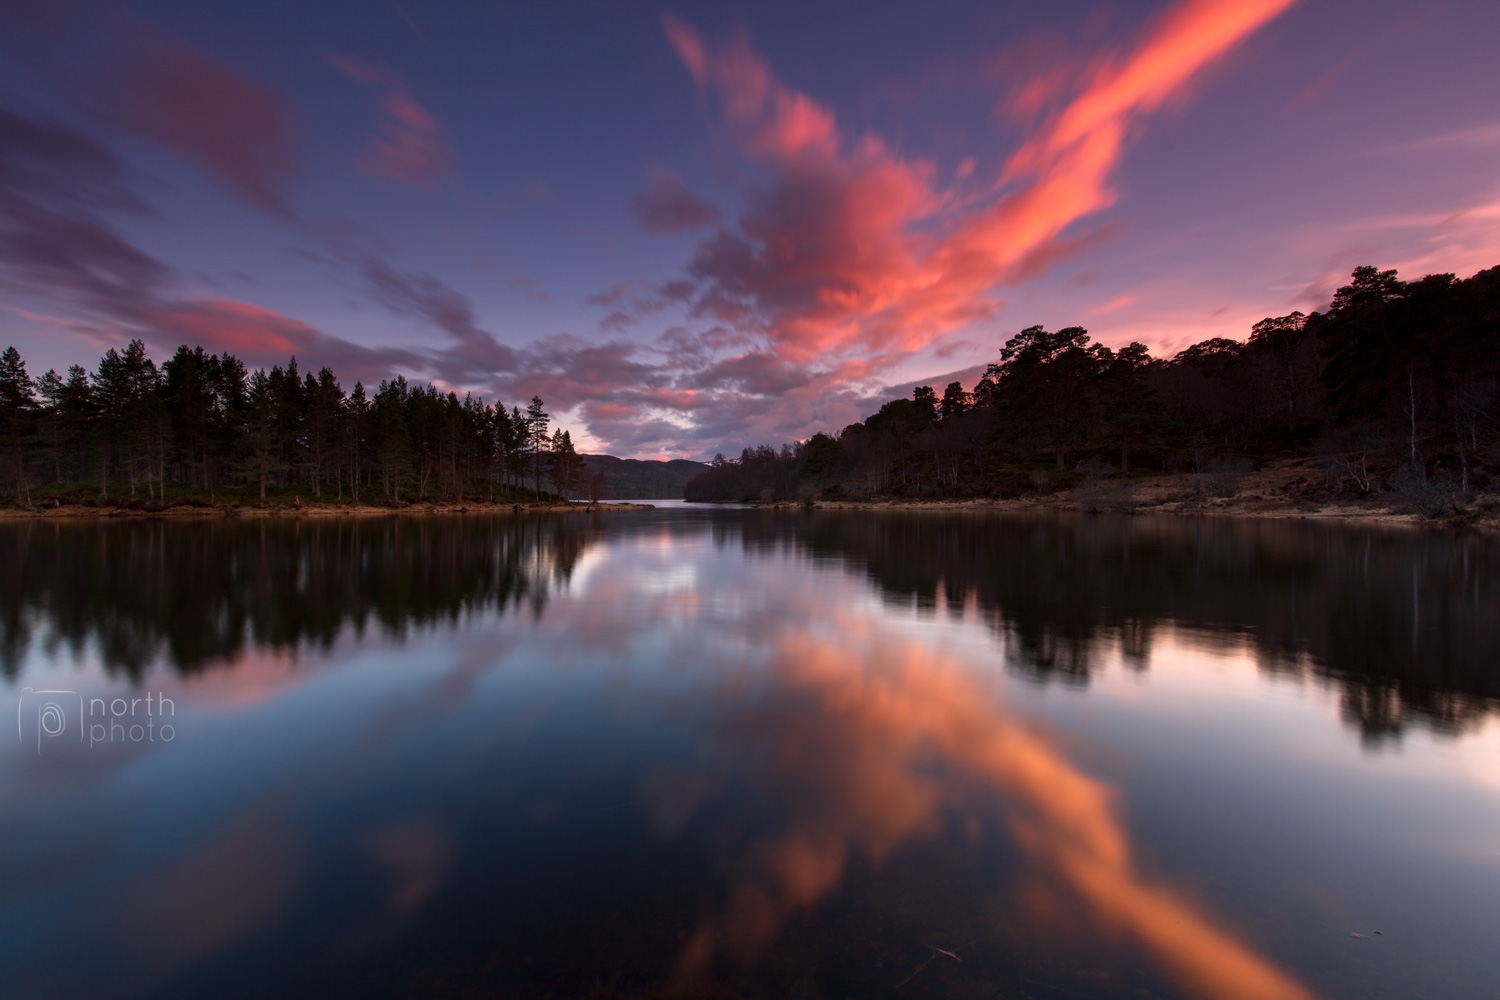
[0,342,594,506]
[685,264,1500,505]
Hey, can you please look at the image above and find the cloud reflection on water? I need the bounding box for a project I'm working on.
[5,512,1499,997]
[657,624,1318,1000]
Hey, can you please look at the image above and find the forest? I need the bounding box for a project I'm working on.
[0,263,1496,512]
[0,345,590,507]
[685,265,1500,510]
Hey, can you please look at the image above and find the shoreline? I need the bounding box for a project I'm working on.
[771,496,1442,526]
[0,500,658,519]
[759,460,1500,529]
[4,464,1495,529]
[1,497,1488,528]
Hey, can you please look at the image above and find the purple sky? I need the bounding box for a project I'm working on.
[2,0,1498,457]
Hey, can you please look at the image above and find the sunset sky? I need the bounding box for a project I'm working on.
[3,0,1498,457]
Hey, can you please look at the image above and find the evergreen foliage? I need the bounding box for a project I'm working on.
[686,265,1500,502]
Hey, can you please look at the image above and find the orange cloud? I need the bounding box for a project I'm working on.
[946,0,1299,275]
[663,0,1296,369]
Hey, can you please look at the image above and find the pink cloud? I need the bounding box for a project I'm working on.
[1,0,302,215]
[330,54,453,187]
[110,29,300,214]
[660,1,1296,368]
[136,298,427,384]
[1089,294,1139,315]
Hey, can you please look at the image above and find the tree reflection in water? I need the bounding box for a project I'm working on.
[0,515,598,679]
[4,511,1495,745]
[736,512,1500,743]
[2,511,1497,998]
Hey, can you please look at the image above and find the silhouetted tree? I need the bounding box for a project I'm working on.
[687,263,1500,506]
[551,428,583,497]
[989,326,1105,470]
[0,346,34,503]
[526,396,549,497]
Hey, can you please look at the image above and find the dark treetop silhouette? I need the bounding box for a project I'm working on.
[1,264,1496,510]
[3,511,1495,748]
[685,265,1500,507]
[0,345,586,506]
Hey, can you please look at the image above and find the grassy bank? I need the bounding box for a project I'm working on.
[0,480,654,518]
[762,458,1500,529]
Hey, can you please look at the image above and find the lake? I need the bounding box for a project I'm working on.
[2,510,1497,1000]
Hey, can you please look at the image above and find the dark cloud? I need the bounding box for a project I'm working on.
[0,102,417,382]
[499,338,664,409]
[0,104,893,460]
[139,298,425,386]
[660,278,696,302]
[689,352,811,397]
[0,106,146,213]
[0,104,170,315]
[356,255,518,376]
[584,278,671,332]
[631,165,722,233]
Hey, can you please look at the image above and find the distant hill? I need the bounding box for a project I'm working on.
[581,454,710,499]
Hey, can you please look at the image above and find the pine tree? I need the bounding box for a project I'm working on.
[0,347,36,504]
[526,396,549,498]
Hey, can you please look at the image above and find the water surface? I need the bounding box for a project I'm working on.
[2,511,1497,999]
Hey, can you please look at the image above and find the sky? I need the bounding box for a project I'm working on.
[2,0,1499,459]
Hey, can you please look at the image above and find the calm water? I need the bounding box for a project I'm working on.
[2,511,1498,1000]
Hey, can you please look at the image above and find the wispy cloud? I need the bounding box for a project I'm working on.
[1375,121,1500,154]
[1,0,302,216]
[1089,294,1138,315]
[656,0,1296,370]
[330,53,453,187]
[631,165,721,233]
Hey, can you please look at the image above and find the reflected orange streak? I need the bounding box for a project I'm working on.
[1057,844,1318,1000]
[675,632,1319,1000]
